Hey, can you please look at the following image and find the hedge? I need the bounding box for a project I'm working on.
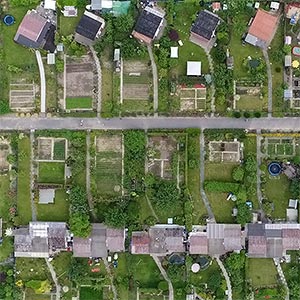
[204,181,240,193]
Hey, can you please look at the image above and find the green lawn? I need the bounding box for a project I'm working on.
[16,258,52,282]
[45,64,58,111]
[80,287,102,300]
[264,173,292,219]
[2,6,36,67]
[59,8,84,36]
[17,136,32,225]
[52,252,73,300]
[207,192,235,223]
[66,97,93,110]
[38,162,65,184]
[205,163,237,181]
[247,258,277,288]
[53,139,66,160]
[171,3,209,76]
[236,95,266,111]
[0,237,13,262]
[25,289,51,300]
[244,135,257,154]
[37,189,69,221]
[95,151,122,196]
[122,100,152,114]
[0,175,12,221]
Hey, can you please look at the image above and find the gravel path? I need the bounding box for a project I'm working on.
[205,50,216,115]
[151,255,174,300]
[200,131,216,222]
[103,258,118,300]
[263,49,272,118]
[45,259,61,300]
[274,258,289,300]
[89,46,102,117]
[147,46,158,115]
[216,257,232,300]
[86,130,96,220]
[35,50,46,114]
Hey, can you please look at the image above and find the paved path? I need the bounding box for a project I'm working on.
[151,255,174,300]
[273,258,289,300]
[63,54,67,110]
[205,50,216,115]
[45,259,61,300]
[103,258,118,300]
[263,49,272,118]
[35,50,46,114]
[120,58,124,104]
[147,46,158,115]
[86,130,96,220]
[256,130,263,209]
[30,130,37,221]
[216,257,232,300]
[90,46,102,117]
[1,116,300,131]
[200,131,216,222]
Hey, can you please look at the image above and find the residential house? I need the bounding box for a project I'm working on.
[190,10,220,51]
[245,9,279,48]
[132,6,165,45]
[131,224,185,255]
[247,223,300,258]
[14,222,68,258]
[75,11,105,46]
[286,3,300,25]
[73,224,125,257]
[14,10,56,52]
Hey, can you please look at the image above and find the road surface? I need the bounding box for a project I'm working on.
[0,116,299,131]
[35,51,46,113]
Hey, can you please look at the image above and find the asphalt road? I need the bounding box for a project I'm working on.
[1,116,299,131]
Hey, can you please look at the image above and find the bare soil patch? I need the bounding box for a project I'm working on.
[123,84,149,100]
[209,141,241,162]
[10,83,36,112]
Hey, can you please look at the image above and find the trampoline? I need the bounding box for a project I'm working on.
[268,162,282,176]
[292,46,300,56]
[3,15,15,26]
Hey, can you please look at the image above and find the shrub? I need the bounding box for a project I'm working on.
[232,166,245,182]
[254,111,261,118]
[158,281,168,291]
[243,111,251,118]
[233,111,241,118]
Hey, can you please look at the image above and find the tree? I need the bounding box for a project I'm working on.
[104,200,128,228]
[232,166,245,182]
[114,14,134,37]
[236,202,251,225]
[55,58,64,73]
[69,213,91,237]
[153,180,180,210]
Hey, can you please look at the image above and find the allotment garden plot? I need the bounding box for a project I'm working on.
[122,60,152,111]
[65,55,96,111]
[94,134,123,196]
[209,141,242,162]
[9,83,36,112]
[179,85,206,111]
[264,137,297,157]
[147,134,186,183]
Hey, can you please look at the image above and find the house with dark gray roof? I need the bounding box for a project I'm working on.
[190,10,220,51]
[132,6,165,45]
[73,224,125,257]
[14,10,56,52]
[75,11,105,46]
[14,222,67,258]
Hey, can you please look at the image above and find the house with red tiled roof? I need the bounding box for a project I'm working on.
[245,9,279,48]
